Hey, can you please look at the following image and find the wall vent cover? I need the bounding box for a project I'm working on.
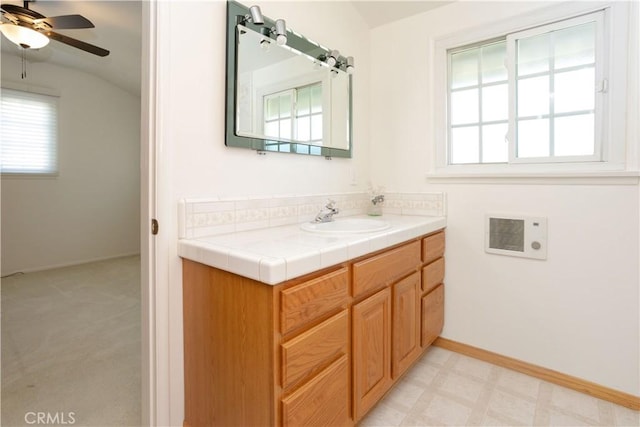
[485,214,547,260]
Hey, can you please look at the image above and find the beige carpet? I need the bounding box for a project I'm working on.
[2,255,141,427]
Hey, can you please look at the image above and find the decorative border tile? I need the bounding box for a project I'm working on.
[179,192,445,239]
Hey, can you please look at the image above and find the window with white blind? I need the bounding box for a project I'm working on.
[1,87,59,175]
[447,11,604,166]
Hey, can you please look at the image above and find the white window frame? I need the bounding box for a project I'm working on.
[1,84,59,176]
[432,1,632,178]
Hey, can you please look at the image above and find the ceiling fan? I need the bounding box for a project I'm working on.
[0,0,109,56]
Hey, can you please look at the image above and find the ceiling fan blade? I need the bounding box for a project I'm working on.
[1,4,44,21]
[45,30,109,57]
[34,14,94,29]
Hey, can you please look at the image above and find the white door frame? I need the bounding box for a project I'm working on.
[140,0,156,424]
[141,1,172,425]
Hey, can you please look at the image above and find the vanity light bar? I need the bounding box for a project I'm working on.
[239,3,354,74]
[240,5,288,47]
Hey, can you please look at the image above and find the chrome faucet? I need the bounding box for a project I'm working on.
[314,199,339,223]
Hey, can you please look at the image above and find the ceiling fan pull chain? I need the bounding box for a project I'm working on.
[21,48,27,79]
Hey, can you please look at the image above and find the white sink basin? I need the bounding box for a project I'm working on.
[300,218,390,234]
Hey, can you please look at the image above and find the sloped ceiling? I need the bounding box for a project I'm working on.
[351,0,453,28]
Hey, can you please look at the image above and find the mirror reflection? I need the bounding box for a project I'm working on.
[235,25,350,152]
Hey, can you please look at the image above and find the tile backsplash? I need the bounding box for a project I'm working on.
[179,192,445,239]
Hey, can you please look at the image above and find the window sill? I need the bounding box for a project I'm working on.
[426,170,640,185]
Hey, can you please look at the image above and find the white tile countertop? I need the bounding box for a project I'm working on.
[178,214,446,285]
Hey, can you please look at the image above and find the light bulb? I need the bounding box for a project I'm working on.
[327,50,340,68]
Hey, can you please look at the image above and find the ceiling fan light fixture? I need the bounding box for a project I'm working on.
[0,24,49,49]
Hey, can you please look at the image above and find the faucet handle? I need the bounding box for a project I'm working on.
[326,199,337,208]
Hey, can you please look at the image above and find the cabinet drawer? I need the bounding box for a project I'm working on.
[281,267,349,335]
[423,231,445,264]
[353,241,420,298]
[281,310,348,390]
[422,257,444,294]
[282,355,351,427]
[421,284,444,348]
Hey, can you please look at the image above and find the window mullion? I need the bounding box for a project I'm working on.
[292,89,298,141]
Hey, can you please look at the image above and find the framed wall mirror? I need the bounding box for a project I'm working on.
[225,1,353,158]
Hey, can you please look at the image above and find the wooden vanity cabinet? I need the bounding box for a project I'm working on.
[182,229,445,427]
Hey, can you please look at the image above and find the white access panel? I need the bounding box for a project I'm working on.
[485,214,547,260]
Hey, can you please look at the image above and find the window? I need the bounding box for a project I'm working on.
[447,10,605,166]
[449,39,509,164]
[263,82,323,145]
[1,87,58,175]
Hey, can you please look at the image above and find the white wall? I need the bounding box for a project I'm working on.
[370,1,640,396]
[157,1,370,424]
[1,54,141,275]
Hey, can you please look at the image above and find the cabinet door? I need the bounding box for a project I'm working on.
[392,272,421,379]
[421,284,445,348]
[352,287,392,421]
